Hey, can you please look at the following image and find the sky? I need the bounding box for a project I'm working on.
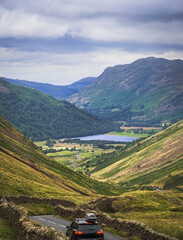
[0,0,183,85]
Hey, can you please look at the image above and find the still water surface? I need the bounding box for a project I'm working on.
[72,134,138,142]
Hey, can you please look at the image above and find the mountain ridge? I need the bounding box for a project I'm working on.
[69,57,183,124]
[3,76,96,99]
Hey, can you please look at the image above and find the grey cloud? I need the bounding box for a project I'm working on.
[1,0,183,22]
[0,0,183,84]
[0,36,183,55]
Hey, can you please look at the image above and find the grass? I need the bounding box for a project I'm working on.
[0,149,92,204]
[103,226,140,240]
[0,213,18,240]
[109,190,183,240]
[47,150,77,165]
[20,203,55,216]
[112,211,183,240]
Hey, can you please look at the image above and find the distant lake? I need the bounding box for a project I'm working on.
[72,134,138,142]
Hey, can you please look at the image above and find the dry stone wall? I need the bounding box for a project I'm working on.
[0,202,68,240]
[55,205,178,240]
[0,195,76,207]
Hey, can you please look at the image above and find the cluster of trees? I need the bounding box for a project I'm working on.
[45,139,56,147]
[43,147,76,154]
[119,128,156,135]
[62,139,125,149]
[89,104,146,122]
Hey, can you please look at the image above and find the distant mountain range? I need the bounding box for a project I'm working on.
[0,78,116,141]
[2,57,183,126]
[69,57,183,125]
[3,76,96,99]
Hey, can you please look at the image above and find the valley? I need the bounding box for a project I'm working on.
[34,129,147,175]
[35,139,122,174]
[0,57,183,240]
[1,0,183,238]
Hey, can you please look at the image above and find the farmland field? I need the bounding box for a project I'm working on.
[34,139,116,173]
[34,129,153,174]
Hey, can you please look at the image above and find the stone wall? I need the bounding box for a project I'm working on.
[0,202,68,240]
[55,205,178,240]
[0,195,76,207]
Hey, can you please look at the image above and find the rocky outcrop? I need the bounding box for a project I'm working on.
[55,205,178,240]
[0,195,76,207]
[80,196,122,213]
[0,202,68,240]
[80,196,139,213]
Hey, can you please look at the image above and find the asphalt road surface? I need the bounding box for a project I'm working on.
[30,215,125,240]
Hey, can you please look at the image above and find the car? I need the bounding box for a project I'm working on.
[66,213,104,240]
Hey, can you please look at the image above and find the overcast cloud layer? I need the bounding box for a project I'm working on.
[0,0,183,84]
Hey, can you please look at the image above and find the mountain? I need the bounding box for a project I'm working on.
[0,78,117,141]
[0,115,119,201]
[69,57,183,125]
[90,119,183,190]
[3,76,96,99]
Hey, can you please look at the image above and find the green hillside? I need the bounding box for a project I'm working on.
[90,119,183,190]
[0,78,116,141]
[69,57,183,125]
[0,116,119,204]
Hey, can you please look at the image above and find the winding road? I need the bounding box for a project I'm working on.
[30,215,125,240]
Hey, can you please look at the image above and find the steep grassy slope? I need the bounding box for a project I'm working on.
[4,76,96,99]
[69,57,183,124]
[0,78,116,141]
[91,119,183,190]
[0,116,119,204]
[111,190,183,240]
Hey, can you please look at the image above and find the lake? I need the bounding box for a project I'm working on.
[72,134,138,142]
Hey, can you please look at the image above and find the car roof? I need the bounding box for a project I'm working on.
[74,218,98,224]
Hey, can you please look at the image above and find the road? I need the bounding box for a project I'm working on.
[30,215,125,240]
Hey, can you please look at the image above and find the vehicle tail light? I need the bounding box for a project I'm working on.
[97,230,104,235]
[75,231,83,235]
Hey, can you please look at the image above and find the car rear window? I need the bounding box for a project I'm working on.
[78,224,100,230]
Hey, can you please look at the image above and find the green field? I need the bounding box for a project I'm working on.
[20,203,55,216]
[34,139,116,174]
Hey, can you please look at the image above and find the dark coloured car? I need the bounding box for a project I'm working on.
[66,213,104,240]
